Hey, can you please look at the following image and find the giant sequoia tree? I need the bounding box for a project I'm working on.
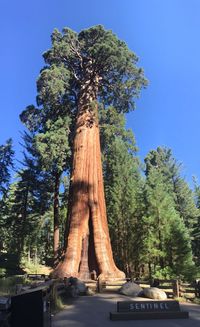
[27,25,147,279]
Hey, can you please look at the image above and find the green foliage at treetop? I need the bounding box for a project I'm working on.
[39,25,147,112]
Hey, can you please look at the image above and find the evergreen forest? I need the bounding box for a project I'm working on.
[0,25,200,281]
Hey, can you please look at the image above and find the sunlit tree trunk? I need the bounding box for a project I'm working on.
[53,77,125,280]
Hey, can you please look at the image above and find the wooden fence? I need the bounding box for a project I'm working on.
[97,278,200,299]
[22,275,200,299]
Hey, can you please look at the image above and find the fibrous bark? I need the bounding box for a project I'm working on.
[54,76,125,280]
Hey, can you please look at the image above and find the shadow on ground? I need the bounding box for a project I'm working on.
[52,293,200,327]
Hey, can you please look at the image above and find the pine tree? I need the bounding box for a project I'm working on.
[144,168,174,273]
[34,117,71,262]
[0,139,14,196]
[105,138,139,271]
[145,146,179,193]
[167,216,194,279]
[145,146,198,241]
[193,180,200,266]
[20,105,71,264]
[173,177,198,233]
[0,139,14,253]
[4,131,55,268]
[143,151,195,278]
[6,168,37,266]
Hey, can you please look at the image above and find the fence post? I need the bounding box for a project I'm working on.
[194,280,200,298]
[172,279,179,298]
[97,278,104,293]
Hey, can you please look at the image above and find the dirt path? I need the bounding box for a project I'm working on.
[52,293,200,327]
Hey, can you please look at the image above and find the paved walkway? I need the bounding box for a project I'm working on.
[52,293,200,327]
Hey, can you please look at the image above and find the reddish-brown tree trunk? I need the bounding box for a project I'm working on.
[53,79,125,281]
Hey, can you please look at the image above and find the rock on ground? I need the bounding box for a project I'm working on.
[143,287,167,300]
[119,282,143,297]
[67,277,87,297]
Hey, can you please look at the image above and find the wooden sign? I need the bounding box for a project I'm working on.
[110,300,189,320]
[117,300,180,313]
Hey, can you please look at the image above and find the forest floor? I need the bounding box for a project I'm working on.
[52,293,200,327]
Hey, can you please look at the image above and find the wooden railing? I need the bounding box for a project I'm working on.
[97,278,200,299]
[22,275,200,299]
[179,280,200,299]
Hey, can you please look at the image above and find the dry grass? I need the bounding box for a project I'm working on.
[23,262,52,275]
[193,298,200,305]
[0,276,27,296]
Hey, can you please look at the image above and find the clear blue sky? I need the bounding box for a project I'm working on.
[1,0,200,185]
